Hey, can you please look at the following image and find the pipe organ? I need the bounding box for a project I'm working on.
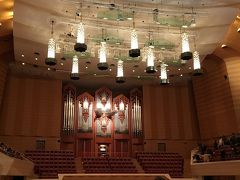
[61,86,143,157]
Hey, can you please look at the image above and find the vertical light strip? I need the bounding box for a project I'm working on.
[161,63,167,80]
[147,46,154,67]
[77,22,85,43]
[131,29,138,49]
[71,55,79,74]
[99,42,107,63]
[47,38,55,58]
[182,32,190,53]
[117,60,124,77]
[193,51,201,70]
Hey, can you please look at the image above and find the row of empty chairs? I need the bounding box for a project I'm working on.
[82,157,138,173]
[136,152,184,178]
[25,150,76,178]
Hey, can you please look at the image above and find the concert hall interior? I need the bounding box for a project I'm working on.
[1,1,240,180]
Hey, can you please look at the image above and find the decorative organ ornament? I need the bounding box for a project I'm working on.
[95,87,115,136]
[160,63,169,85]
[181,32,193,60]
[146,45,156,73]
[130,89,143,137]
[116,60,125,83]
[113,95,129,134]
[62,86,76,135]
[74,22,87,52]
[77,92,93,133]
[129,11,140,57]
[45,20,56,66]
[70,55,80,80]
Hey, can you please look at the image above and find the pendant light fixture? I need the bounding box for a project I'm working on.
[129,11,140,57]
[70,55,80,80]
[97,29,108,70]
[116,60,125,83]
[180,32,192,60]
[45,20,56,66]
[192,37,203,76]
[146,32,156,73]
[160,63,169,85]
[74,7,87,52]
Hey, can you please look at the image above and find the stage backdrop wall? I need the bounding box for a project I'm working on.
[0,75,62,151]
[192,55,238,140]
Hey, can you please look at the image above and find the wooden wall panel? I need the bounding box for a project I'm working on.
[143,83,199,140]
[225,57,240,131]
[0,75,62,138]
[192,55,237,140]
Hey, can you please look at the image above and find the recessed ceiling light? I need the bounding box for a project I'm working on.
[167,69,169,72]
[94,73,97,76]
[221,44,227,48]
[0,22,2,26]
[180,74,183,77]
[109,68,112,71]
[48,67,51,71]
[35,57,38,60]
[22,62,25,65]
[182,25,188,28]
[189,67,192,69]
[178,68,181,71]
[237,28,240,32]
[237,15,240,20]
[137,76,140,79]
[127,17,133,20]
[132,69,135,72]
[60,63,64,66]
[144,70,146,72]
[103,17,108,20]
[85,66,88,69]
[21,54,24,57]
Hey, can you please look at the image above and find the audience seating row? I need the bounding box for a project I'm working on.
[136,152,184,178]
[82,157,138,173]
[25,150,76,179]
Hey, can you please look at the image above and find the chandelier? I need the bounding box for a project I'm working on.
[160,63,169,85]
[180,32,192,60]
[146,45,156,73]
[116,60,125,83]
[70,55,80,80]
[74,22,87,52]
[45,20,56,66]
[129,12,140,57]
[192,51,203,76]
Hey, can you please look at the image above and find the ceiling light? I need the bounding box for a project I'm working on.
[70,55,80,80]
[35,57,38,60]
[0,22,2,26]
[109,68,112,71]
[178,68,181,71]
[160,63,169,85]
[74,22,87,52]
[97,41,109,70]
[22,62,25,65]
[192,51,203,76]
[182,25,188,28]
[181,32,193,60]
[180,74,183,77]
[221,44,227,48]
[237,15,240,20]
[21,54,24,57]
[85,66,88,69]
[137,76,140,79]
[94,73,97,76]
[103,17,108,20]
[116,60,125,83]
[189,67,192,69]
[237,28,240,32]
[146,46,156,73]
[60,63,64,66]
[132,69,135,72]
[127,17,132,20]
[48,67,51,71]
[45,20,56,66]
[129,12,140,58]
